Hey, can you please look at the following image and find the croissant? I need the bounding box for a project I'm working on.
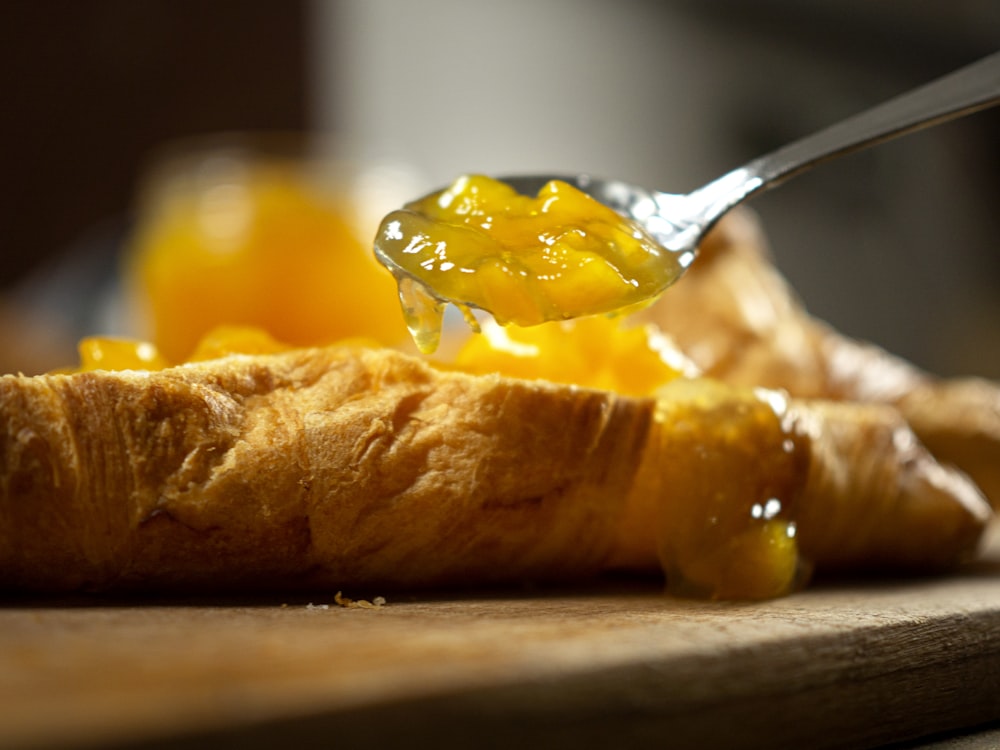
[639,209,1000,507]
[0,344,988,598]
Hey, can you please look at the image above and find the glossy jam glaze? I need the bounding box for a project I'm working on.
[643,379,812,600]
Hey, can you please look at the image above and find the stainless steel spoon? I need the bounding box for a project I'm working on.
[374,52,1000,350]
[501,50,1000,281]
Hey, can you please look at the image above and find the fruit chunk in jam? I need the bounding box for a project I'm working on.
[455,316,696,397]
[73,326,287,372]
[374,175,683,353]
[76,337,169,372]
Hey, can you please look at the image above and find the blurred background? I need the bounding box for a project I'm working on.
[2,0,999,376]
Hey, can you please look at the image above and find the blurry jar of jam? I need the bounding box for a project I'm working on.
[125,134,420,363]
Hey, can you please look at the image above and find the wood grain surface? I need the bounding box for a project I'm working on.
[2,526,999,750]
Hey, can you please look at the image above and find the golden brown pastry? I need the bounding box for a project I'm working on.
[0,344,988,597]
[638,209,1000,507]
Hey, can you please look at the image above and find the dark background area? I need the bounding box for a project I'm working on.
[669,1,1000,377]
[0,0,310,290]
[1,1,998,378]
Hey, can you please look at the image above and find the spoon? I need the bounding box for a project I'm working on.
[375,52,1000,351]
[500,51,1000,276]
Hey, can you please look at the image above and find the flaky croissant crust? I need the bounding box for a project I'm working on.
[1,341,989,594]
[1,346,652,591]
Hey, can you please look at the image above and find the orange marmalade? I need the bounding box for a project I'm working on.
[75,326,287,372]
[642,379,810,600]
[454,316,695,397]
[374,175,681,353]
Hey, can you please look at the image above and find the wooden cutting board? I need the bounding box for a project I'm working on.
[3,526,1000,750]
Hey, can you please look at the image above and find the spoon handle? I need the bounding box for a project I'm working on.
[687,51,1000,228]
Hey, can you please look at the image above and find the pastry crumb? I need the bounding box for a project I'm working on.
[334,591,387,608]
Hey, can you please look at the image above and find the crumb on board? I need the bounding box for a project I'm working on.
[334,591,387,608]
[298,593,387,610]
[294,591,386,609]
